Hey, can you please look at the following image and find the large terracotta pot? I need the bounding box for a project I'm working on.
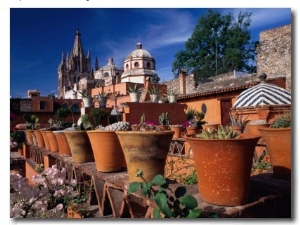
[40,131,51,151]
[170,126,182,139]
[87,130,125,172]
[33,130,45,148]
[244,123,270,144]
[25,130,34,145]
[115,130,174,183]
[53,131,72,156]
[64,131,94,163]
[46,131,59,153]
[258,127,291,180]
[185,134,261,206]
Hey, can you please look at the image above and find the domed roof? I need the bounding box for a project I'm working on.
[126,43,152,59]
[233,82,291,108]
[100,57,122,71]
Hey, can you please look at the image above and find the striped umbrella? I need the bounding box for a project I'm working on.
[233,82,291,108]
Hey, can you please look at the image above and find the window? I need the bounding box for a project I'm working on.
[40,101,46,110]
[104,72,109,77]
[147,62,151,69]
[126,64,129,71]
[61,103,69,109]
[134,62,139,68]
[71,104,80,113]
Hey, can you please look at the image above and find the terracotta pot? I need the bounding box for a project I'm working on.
[185,134,261,206]
[87,130,125,172]
[53,131,72,156]
[25,130,34,145]
[158,125,169,131]
[244,123,270,144]
[258,127,291,180]
[202,124,220,132]
[46,131,59,153]
[40,131,51,150]
[170,126,182,139]
[64,131,94,163]
[231,126,243,133]
[115,130,174,183]
[186,126,199,136]
[33,130,45,148]
[18,148,23,156]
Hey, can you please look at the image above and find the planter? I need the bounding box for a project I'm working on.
[64,131,94,163]
[186,126,199,136]
[53,131,72,156]
[170,126,182,139]
[33,130,45,148]
[115,130,174,183]
[158,125,169,131]
[46,131,59,153]
[82,97,93,108]
[258,127,291,180]
[231,126,243,133]
[87,130,125,172]
[168,95,177,103]
[25,130,34,145]
[40,130,51,151]
[244,123,270,144]
[149,94,159,103]
[202,124,220,132]
[185,134,261,206]
[129,92,141,103]
[98,96,108,108]
[18,147,23,156]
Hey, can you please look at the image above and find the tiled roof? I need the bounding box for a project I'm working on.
[178,73,260,99]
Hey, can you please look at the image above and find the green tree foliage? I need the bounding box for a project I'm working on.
[172,10,257,78]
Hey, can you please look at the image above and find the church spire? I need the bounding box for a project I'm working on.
[72,29,84,57]
[95,56,99,71]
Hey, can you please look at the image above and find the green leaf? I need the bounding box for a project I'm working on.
[128,182,140,193]
[155,192,173,218]
[175,186,186,198]
[141,182,150,196]
[180,195,198,209]
[153,208,162,218]
[187,209,201,218]
[151,174,166,186]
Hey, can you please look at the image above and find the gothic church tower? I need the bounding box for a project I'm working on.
[58,29,92,98]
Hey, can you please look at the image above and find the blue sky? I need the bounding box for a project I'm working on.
[9,8,291,98]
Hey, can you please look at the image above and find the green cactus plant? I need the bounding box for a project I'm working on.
[159,112,169,126]
[196,125,240,139]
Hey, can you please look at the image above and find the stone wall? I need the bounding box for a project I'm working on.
[256,24,291,92]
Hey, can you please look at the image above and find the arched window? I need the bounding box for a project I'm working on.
[126,64,129,71]
[134,62,139,68]
[146,62,151,69]
[71,103,80,113]
[104,72,109,77]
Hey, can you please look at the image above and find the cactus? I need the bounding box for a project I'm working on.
[140,113,146,124]
[196,125,240,139]
[159,112,169,125]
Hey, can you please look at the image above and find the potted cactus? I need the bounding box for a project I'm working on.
[158,112,169,130]
[148,85,161,103]
[185,126,261,206]
[127,83,142,102]
[258,111,291,180]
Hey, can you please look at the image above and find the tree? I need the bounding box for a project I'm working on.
[172,10,257,78]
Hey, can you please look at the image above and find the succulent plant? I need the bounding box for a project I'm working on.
[98,121,131,131]
[196,125,240,139]
[270,111,291,128]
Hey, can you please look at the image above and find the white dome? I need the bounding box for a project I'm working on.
[126,43,152,59]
